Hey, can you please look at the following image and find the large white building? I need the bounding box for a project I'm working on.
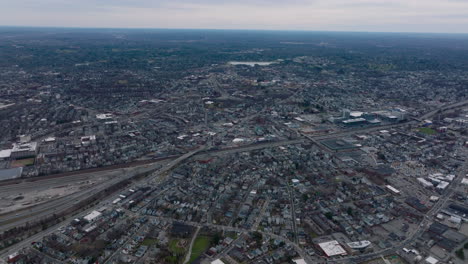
[83,210,102,222]
[318,240,348,257]
[0,149,12,160]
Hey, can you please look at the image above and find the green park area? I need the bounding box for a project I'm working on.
[169,239,186,255]
[188,236,212,263]
[418,127,437,135]
[141,238,157,246]
[166,239,186,264]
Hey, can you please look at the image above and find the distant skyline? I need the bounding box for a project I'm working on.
[1,0,468,33]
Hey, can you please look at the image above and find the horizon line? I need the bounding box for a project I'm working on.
[1,25,468,35]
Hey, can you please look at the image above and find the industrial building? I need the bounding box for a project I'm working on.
[0,167,23,181]
[83,210,102,222]
[10,142,38,159]
[317,240,348,257]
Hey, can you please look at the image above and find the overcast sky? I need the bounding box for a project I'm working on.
[1,0,468,33]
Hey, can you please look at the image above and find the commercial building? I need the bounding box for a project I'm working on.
[83,210,102,222]
[425,256,438,264]
[96,113,113,121]
[417,178,433,188]
[81,135,96,146]
[11,142,38,159]
[386,185,400,194]
[342,118,367,127]
[0,149,11,160]
[292,259,307,264]
[0,167,23,181]
[318,240,348,257]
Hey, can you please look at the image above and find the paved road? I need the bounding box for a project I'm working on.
[0,148,204,263]
[1,99,467,263]
[0,139,306,234]
[418,99,468,121]
[286,178,299,244]
[0,162,167,232]
[0,150,197,236]
[334,149,467,263]
[183,226,200,264]
[145,216,315,264]
[252,197,270,231]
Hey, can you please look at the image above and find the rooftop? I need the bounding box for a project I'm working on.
[83,210,102,222]
[12,142,37,153]
[293,259,307,264]
[0,167,23,181]
[343,118,367,124]
[425,256,438,264]
[96,113,113,120]
[318,240,348,257]
[0,149,12,159]
[349,111,364,118]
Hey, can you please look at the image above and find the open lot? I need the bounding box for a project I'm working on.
[188,235,212,263]
[10,158,35,167]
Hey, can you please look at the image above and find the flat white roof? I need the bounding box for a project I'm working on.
[350,111,364,117]
[44,137,56,142]
[96,113,113,119]
[461,178,468,185]
[293,259,307,264]
[83,210,102,222]
[81,135,96,141]
[0,149,12,159]
[436,181,449,189]
[386,185,400,194]
[8,252,19,259]
[318,240,347,257]
[425,256,438,264]
[84,224,97,233]
[343,118,366,124]
[12,142,37,152]
[211,259,225,264]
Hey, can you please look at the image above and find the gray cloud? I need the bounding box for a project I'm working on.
[1,0,467,33]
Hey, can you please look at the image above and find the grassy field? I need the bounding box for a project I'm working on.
[225,231,238,239]
[169,239,186,255]
[362,255,408,264]
[141,238,157,246]
[11,158,35,167]
[418,127,437,135]
[309,231,318,238]
[167,239,186,264]
[165,256,179,264]
[188,236,212,263]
